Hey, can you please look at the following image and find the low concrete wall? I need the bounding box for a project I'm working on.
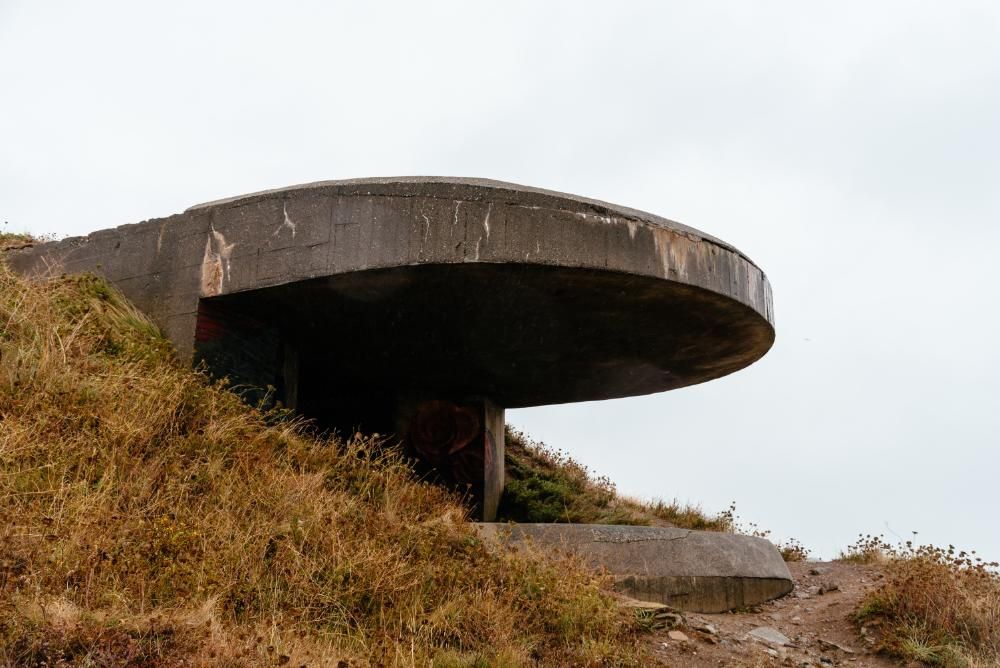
[476,523,794,613]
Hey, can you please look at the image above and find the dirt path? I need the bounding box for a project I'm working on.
[645,561,898,667]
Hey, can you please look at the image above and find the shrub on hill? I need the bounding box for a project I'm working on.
[0,234,34,252]
[0,266,644,666]
[498,429,733,532]
[498,434,810,562]
[845,535,1000,667]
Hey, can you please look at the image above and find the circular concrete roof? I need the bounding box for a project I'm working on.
[191,178,774,407]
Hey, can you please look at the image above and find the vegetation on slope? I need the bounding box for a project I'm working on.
[498,432,811,562]
[843,535,1000,667]
[0,266,644,666]
[498,429,734,531]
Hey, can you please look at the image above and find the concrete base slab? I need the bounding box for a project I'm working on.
[475,523,793,613]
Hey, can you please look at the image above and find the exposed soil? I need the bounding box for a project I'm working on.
[646,561,899,668]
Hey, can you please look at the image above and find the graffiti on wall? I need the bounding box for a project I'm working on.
[407,399,493,512]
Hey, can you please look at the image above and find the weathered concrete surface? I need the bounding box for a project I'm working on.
[475,523,793,613]
[4,177,775,407]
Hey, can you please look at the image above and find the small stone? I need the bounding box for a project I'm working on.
[652,612,684,630]
[667,630,690,642]
[809,565,832,576]
[818,638,855,654]
[693,622,718,635]
[818,582,840,594]
[748,626,792,647]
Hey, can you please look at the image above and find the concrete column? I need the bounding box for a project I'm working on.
[481,399,505,522]
[397,396,505,521]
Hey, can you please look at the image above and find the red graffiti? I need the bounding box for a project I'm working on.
[408,400,486,492]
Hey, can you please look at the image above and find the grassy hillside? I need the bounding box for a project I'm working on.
[0,265,645,666]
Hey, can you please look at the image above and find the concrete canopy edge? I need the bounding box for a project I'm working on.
[186,176,759,269]
[4,177,775,404]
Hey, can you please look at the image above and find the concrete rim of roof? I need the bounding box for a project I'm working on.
[6,177,775,406]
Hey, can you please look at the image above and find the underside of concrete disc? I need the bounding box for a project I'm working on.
[476,523,794,613]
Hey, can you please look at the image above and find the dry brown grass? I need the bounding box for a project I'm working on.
[848,536,1000,667]
[0,267,645,666]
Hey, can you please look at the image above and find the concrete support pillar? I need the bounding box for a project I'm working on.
[396,396,505,521]
[481,400,505,522]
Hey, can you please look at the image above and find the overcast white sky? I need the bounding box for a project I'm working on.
[3,1,998,561]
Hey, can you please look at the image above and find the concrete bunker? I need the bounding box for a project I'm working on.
[6,177,775,524]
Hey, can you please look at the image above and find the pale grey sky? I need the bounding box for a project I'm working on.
[3,1,998,560]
